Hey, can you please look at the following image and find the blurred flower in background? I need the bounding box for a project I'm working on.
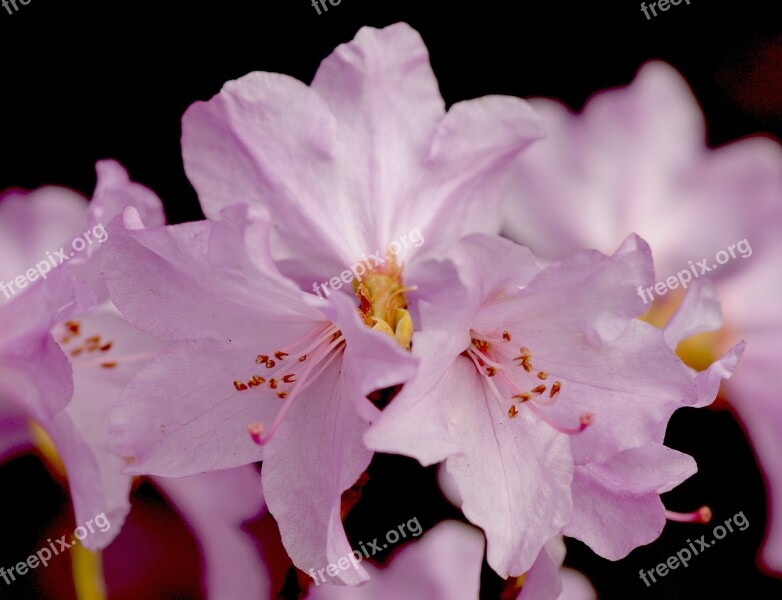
[0,163,271,598]
[502,61,782,575]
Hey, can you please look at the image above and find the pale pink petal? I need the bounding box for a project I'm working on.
[308,521,484,600]
[518,538,566,600]
[564,444,696,560]
[662,279,745,407]
[663,279,724,349]
[0,186,88,285]
[60,306,167,549]
[102,204,322,343]
[480,237,694,463]
[88,160,166,230]
[154,467,269,600]
[0,272,89,419]
[183,23,542,288]
[262,359,375,586]
[364,346,466,467]
[560,568,597,600]
[40,409,121,549]
[110,337,273,475]
[445,358,573,577]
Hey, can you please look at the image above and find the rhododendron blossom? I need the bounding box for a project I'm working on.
[103,22,545,585]
[502,61,781,572]
[366,233,741,576]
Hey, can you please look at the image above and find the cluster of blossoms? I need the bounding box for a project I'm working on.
[2,22,779,599]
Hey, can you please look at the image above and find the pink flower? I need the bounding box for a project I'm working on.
[502,61,782,572]
[0,181,105,546]
[103,203,417,585]
[307,521,485,600]
[366,234,735,576]
[105,22,544,584]
[47,160,167,549]
[0,163,271,598]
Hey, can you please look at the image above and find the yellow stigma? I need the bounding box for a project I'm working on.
[355,255,414,350]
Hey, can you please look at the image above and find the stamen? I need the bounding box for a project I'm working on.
[252,334,345,446]
[247,376,265,388]
[467,332,586,436]
[465,350,509,407]
[526,402,594,436]
[74,350,159,367]
[58,322,161,371]
[247,422,264,445]
[471,338,491,355]
[665,506,712,524]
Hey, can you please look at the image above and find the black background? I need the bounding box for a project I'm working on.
[1,0,781,598]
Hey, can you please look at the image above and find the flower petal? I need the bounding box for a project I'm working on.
[154,467,270,600]
[102,204,321,343]
[261,359,375,585]
[110,337,273,476]
[0,186,88,285]
[563,443,697,560]
[518,538,566,600]
[445,358,573,577]
[308,521,485,600]
[663,279,724,350]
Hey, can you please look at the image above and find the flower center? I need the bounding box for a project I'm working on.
[355,255,414,350]
[243,257,416,446]
[465,329,593,436]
